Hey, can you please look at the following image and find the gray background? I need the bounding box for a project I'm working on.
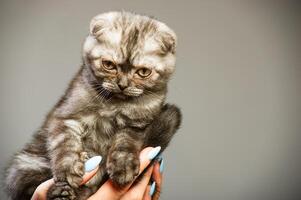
[0,1,301,200]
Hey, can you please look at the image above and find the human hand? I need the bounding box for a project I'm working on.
[31,156,101,200]
[88,147,163,200]
[31,147,163,200]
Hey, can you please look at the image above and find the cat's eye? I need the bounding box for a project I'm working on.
[136,68,152,78]
[102,59,116,71]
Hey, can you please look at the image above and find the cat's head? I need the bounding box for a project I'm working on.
[83,11,177,99]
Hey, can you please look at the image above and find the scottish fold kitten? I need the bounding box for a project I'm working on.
[5,11,181,200]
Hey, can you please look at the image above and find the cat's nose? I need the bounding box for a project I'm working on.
[118,77,128,91]
[118,83,127,91]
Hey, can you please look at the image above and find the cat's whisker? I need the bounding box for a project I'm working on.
[144,90,162,99]
[84,83,111,105]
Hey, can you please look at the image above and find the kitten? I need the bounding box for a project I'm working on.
[5,11,181,200]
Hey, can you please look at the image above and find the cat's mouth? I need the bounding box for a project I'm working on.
[114,89,143,100]
[114,93,129,99]
[101,82,143,99]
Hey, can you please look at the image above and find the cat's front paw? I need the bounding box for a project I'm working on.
[47,181,76,200]
[106,150,140,186]
[66,159,85,188]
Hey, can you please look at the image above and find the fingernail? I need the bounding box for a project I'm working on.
[149,181,156,196]
[147,146,161,160]
[85,156,102,172]
[159,158,164,173]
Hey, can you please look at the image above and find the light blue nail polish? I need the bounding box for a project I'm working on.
[149,181,156,196]
[85,156,102,172]
[148,146,161,160]
[159,158,164,173]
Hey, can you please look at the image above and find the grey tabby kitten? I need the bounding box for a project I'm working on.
[5,11,181,200]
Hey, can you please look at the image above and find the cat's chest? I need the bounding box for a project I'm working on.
[80,106,150,135]
[78,106,150,157]
[80,107,118,136]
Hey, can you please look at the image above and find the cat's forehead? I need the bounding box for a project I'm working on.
[84,11,176,72]
[90,12,163,54]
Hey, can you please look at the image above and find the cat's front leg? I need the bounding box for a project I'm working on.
[46,120,88,200]
[106,130,143,186]
[145,103,182,151]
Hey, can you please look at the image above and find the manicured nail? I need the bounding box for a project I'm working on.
[159,158,164,173]
[149,181,156,196]
[85,156,102,172]
[148,146,161,160]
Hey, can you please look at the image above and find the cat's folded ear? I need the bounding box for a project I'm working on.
[156,22,177,55]
[90,17,106,37]
[89,12,118,37]
[90,20,104,36]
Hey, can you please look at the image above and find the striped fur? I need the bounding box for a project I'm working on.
[5,11,181,200]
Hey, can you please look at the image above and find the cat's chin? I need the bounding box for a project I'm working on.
[113,93,141,100]
[114,93,127,99]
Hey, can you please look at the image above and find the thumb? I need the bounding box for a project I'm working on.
[81,156,103,185]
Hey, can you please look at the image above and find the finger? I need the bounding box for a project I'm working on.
[121,164,154,200]
[88,146,161,200]
[31,179,54,200]
[142,185,152,200]
[80,155,102,185]
[139,146,160,168]
[152,160,163,186]
[80,166,99,185]
[152,160,163,200]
